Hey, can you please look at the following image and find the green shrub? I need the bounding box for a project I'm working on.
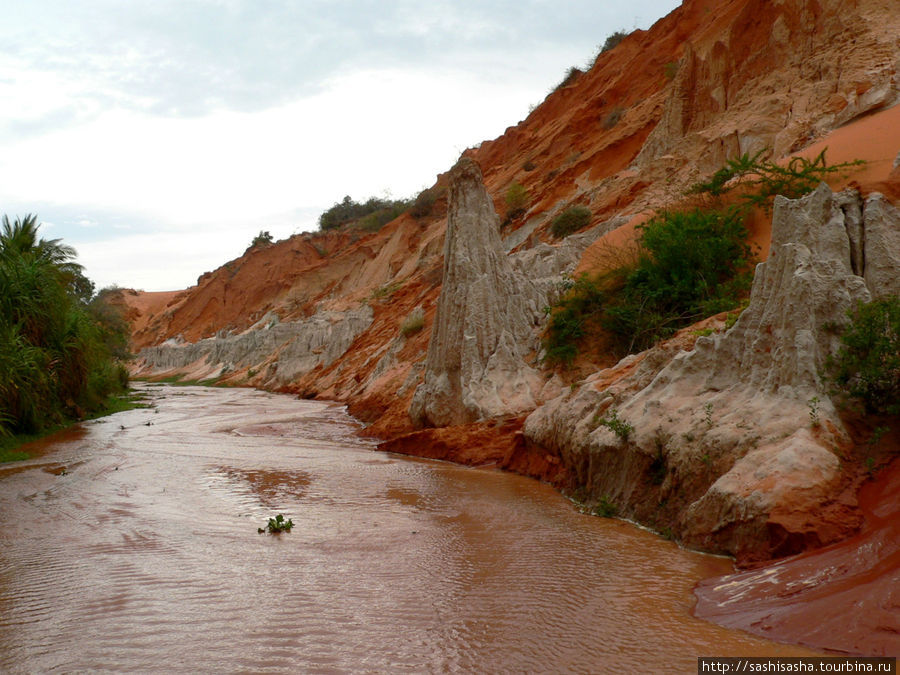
[250,230,273,248]
[319,195,410,231]
[542,207,752,362]
[409,188,438,219]
[400,309,425,337]
[358,203,408,232]
[603,207,752,353]
[663,62,679,80]
[551,206,591,239]
[372,280,403,301]
[553,66,582,92]
[594,495,618,518]
[504,182,529,220]
[600,30,629,53]
[542,275,607,366]
[598,408,633,442]
[826,297,900,415]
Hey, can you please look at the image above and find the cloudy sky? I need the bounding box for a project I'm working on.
[0,0,681,292]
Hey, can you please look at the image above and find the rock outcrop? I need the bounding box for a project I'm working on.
[524,184,899,561]
[409,158,551,427]
[134,306,373,386]
[634,0,900,172]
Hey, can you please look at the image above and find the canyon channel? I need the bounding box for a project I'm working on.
[0,385,817,672]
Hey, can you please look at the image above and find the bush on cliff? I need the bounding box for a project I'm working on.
[600,30,629,53]
[250,230,273,248]
[504,182,529,221]
[551,205,591,239]
[409,188,440,219]
[0,214,130,440]
[827,296,900,416]
[319,195,410,231]
[542,207,752,364]
[542,275,608,365]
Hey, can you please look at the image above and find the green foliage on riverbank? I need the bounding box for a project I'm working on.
[827,296,900,416]
[0,214,131,442]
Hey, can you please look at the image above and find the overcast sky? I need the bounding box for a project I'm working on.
[0,0,681,291]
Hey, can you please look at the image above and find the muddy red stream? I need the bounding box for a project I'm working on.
[0,385,816,672]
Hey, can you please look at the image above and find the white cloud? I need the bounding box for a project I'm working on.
[0,0,683,291]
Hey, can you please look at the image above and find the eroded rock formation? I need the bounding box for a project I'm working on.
[524,184,899,561]
[134,306,373,386]
[409,158,550,427]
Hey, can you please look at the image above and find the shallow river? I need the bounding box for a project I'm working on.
[0,385,816,673]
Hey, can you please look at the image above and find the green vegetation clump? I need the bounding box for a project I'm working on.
[372,280,403,301]
[663,61,679,80]
[542,207,752,363]
[399,309,425,338]
[600,30,629,53]
[542,275,607,366]
[0,214,131,442]
[258,514,294,534]
[690,149,865,211]
[504,182,529,221]
[826,297,900,415]
[319,195,409,232]
[250,230,273,248]
[594,495,618,518]
[597,408,634,442]
[553,66,582,92]
[551,205,592,239]
[542,150,860,366]
[608,207,752,352]
[409,188,439,219]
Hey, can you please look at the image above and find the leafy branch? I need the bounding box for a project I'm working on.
[689,149,865,211]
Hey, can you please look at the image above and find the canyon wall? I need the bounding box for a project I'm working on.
[524,185,900,561]
[133,307,373,386]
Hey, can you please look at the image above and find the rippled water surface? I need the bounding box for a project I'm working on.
[0,385,815,673]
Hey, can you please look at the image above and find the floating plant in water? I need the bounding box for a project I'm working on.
[258,514,294,534]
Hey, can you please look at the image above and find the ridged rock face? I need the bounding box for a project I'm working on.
[524,184,898,562]
[862,196,900,299]
[634,0,900,171]
[409,158,546,427]
[133,306,373,386]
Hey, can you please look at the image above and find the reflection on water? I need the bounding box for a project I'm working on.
[0,385,816,673]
